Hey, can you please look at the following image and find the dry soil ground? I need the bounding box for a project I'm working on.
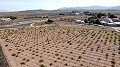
[0,26,120,67]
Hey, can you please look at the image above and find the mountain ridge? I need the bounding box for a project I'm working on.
[0,6,120,12]
[58,6,120,10]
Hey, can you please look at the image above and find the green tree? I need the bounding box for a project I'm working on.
[108,13,111,17]
[108,13,117,18]
[95,19,100,24]
[89,19,95,24]
[8,16,17,20]
[84,19,88,23]
[46,19,54,24]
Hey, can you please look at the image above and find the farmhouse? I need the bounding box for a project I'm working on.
[100,20,108,25]
[100,18,120,27]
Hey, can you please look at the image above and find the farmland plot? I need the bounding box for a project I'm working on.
[0,26,120,67]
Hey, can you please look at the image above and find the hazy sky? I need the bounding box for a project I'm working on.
[0,0,120,11]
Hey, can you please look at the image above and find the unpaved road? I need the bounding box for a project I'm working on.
[112,27,120,32]
[0,20,43,30]
[0,45,9,67]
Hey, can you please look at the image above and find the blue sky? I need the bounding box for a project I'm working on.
[0,0,120,11]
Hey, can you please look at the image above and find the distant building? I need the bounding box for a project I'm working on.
[100,20,108,25]
[75,12,80,15]
[0,18,11,21]
[59,12,65,15]
[99,18,120,27]
[75,20,85,24]
[83,12,91,16]
[70,11,82,15]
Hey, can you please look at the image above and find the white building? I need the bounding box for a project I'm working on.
[100,18,120,27]
[75,20,85,24]
[0,18,11,21]
[75,12,80,15]
[114,22,120,27]
[100,20,108,25]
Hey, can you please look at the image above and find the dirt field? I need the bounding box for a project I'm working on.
[0,26,120,67]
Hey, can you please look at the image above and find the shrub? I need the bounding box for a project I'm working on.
[118,51,120,54]
[15,55,18,57]
[23,58,26,60]
[39,59,44,63]
[111,59,115,65]
[5,45,8,47]
[91,48,93,51]
[64,63,68,66]
[118,46,120,50]
[8,49,12,51]
[49,63,52,66]
[12,53,16,56]
[98,58,101,60]
[55,53,59,56]
[26,59,30,62]
[20,62,25,65]
[111,65,115,67]
[60,55,63,57]
[82,51,85,54]
[106,53,108,59]
[40,64,45,67]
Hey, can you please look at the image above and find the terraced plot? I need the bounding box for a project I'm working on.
[0,26,120,67]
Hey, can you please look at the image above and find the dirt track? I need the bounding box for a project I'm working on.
[0,45,9,67]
